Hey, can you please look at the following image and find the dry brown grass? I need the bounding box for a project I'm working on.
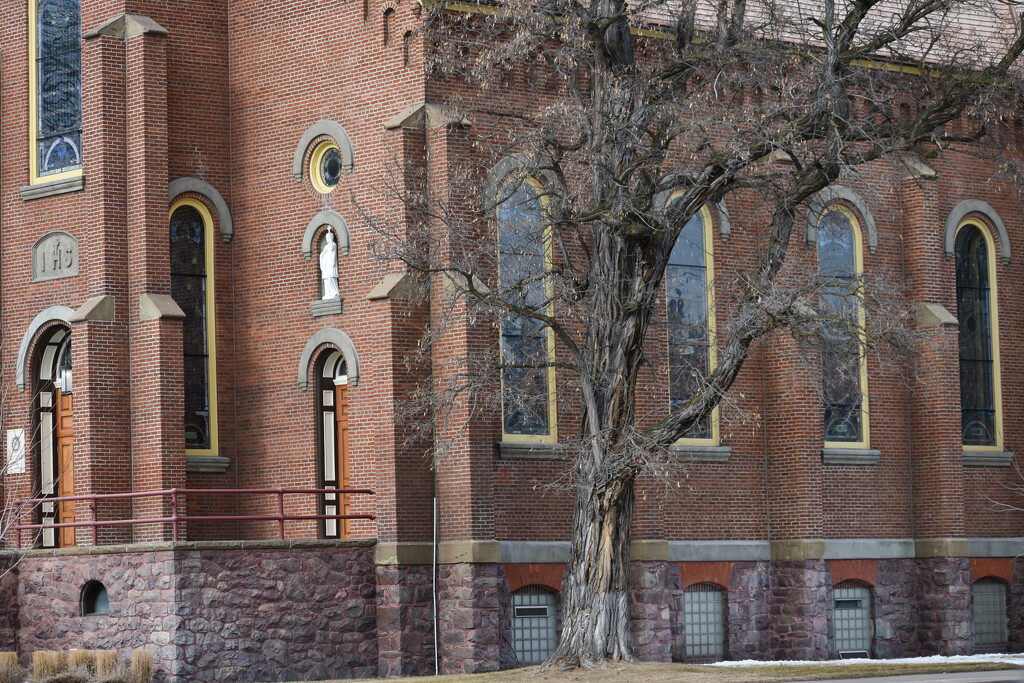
[301,660,1022,683]
[31,651,67,679]
[128,650,151,683]
[94,652,117,678]
[66,652,95,674]
[0,653,20,683]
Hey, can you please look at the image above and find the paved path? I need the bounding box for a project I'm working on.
[794,669,1024,683]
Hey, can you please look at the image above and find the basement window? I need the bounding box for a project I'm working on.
[833,580,872,657]
[973,579,1008,652]
[512,586,557,665]
[81,581,109,616]
[684,582,726,661]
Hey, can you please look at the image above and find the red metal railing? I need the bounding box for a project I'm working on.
[12,487,376,548]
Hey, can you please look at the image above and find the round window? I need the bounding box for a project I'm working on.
[311,141,343,194]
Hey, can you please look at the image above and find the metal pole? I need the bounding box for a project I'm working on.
[433,496,439,675]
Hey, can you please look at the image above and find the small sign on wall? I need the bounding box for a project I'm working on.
[32,231,79,282]
[6,429,25,474]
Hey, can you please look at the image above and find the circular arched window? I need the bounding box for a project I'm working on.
[81,581,109,616]
[310,141,343,194]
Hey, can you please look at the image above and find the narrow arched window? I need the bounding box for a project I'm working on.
[32,0,83,181]
[955,224,1002,448]
[973,578,1008,652]
[403,31,412,67]
[833,580,872,657]
[667,203,716,442]
[511,586,558,664]
[683,583,726,661]
[383,8,394,45]
[818,207,868,446]
[498,180,555,442]
[170,199,219,454]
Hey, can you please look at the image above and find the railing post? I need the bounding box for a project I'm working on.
[171,489,179,542]
[277,488,285,540]
[91,497,98,546]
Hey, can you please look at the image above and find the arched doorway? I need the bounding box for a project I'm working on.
[35,326,74,548]
[316,349,350,539]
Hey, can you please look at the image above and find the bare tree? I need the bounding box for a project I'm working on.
[371,0,1024,669]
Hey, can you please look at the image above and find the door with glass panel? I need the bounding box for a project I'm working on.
[317,350,350,539]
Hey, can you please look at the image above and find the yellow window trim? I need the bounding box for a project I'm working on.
[821,204,870,451]
[170,198,220,457]
[666,199,720,447]
[499,176,557,444]
[955,219,1004,452]
[28,0,83,186]
[310,140,341,195]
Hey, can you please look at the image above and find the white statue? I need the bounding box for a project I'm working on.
[319,230,339,300]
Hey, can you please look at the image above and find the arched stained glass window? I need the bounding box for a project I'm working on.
[667,205,715,440]
[33,0,83,178]
[955,224,1001,447]
[498,181,555,441]
[818,207,868,445]
[170,200,218,453]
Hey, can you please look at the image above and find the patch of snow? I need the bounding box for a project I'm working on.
[710,654,1024,668]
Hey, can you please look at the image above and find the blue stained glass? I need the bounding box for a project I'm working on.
[37,0,82,175]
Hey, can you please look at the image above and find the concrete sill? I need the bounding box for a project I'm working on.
[822,448,880,466]
[668,445,732,463]
[186,455,231,473]
[310,297,344,317]
[497,442,566,460]
[963,451,1015,467]
[20,175,85,200]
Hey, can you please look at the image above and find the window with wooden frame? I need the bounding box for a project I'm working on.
[30,0,83,184]
[169,198,219,455]
[497,178,556,443]
[955,222,1003,450]
[817,206,869,448]
[666,201,718,445]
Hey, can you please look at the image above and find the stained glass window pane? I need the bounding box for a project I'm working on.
[37,0,82,176]
[818,210,862,442]
[499,183,552,437]
[170,205,211,450]
[667,210,711,438]
[955,226,996,446]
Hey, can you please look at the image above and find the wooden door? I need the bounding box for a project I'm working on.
[335,383,350,539]
[55,389,75,547]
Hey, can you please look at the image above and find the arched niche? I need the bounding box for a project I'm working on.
[17,306,74,391]
[805,185,878,255]
[944,199,1011,265]
[298,328,360,389]
[292,120,355,182]
[302,210,352,260]
[168,177,234,243]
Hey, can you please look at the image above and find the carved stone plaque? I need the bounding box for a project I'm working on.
[33,231,79,282]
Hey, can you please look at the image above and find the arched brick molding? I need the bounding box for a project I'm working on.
[805,185,878,254]
[829,559,878,587]
[17,305,74,390]
[301,210,351,260]
[481,153,558,216]
[292,120,355,182]
[297,328,360,389]
[944,199,1011,265]
[168,177,234,242]
[503,564,564,593]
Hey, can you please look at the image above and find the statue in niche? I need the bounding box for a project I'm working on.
[319,229,340,300]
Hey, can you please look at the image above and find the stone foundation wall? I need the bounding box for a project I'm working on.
[376,564,436,677]
[436,563,512,675]
[1007,557,1024,653]
[766,560,832,660]
[629,561,677,662]
[12,542,377,682]
[728,561,771,660]
[917,557,972,655]
[873,559,920,658]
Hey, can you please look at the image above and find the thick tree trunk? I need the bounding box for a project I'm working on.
[544,473,636,669]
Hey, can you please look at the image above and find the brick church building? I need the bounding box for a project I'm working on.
[0,1,1021,681]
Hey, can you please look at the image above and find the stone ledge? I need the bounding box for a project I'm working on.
[496,442,567,460]
[963,450,1015,467]
[310,297,344,317]
[822,448,881,466]
[185,455,230,473]
[375,541,434,565]
[3,538,376,559]
[668,445,731,463]
[438,540,501,564]
[20,175,85,201]
[915,537,969,558]
[771,539,827,561]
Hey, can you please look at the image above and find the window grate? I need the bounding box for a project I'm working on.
[834,582,872,656]
[684,583,725,660]
[974,580,1007,650]
[512,589,557,665]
